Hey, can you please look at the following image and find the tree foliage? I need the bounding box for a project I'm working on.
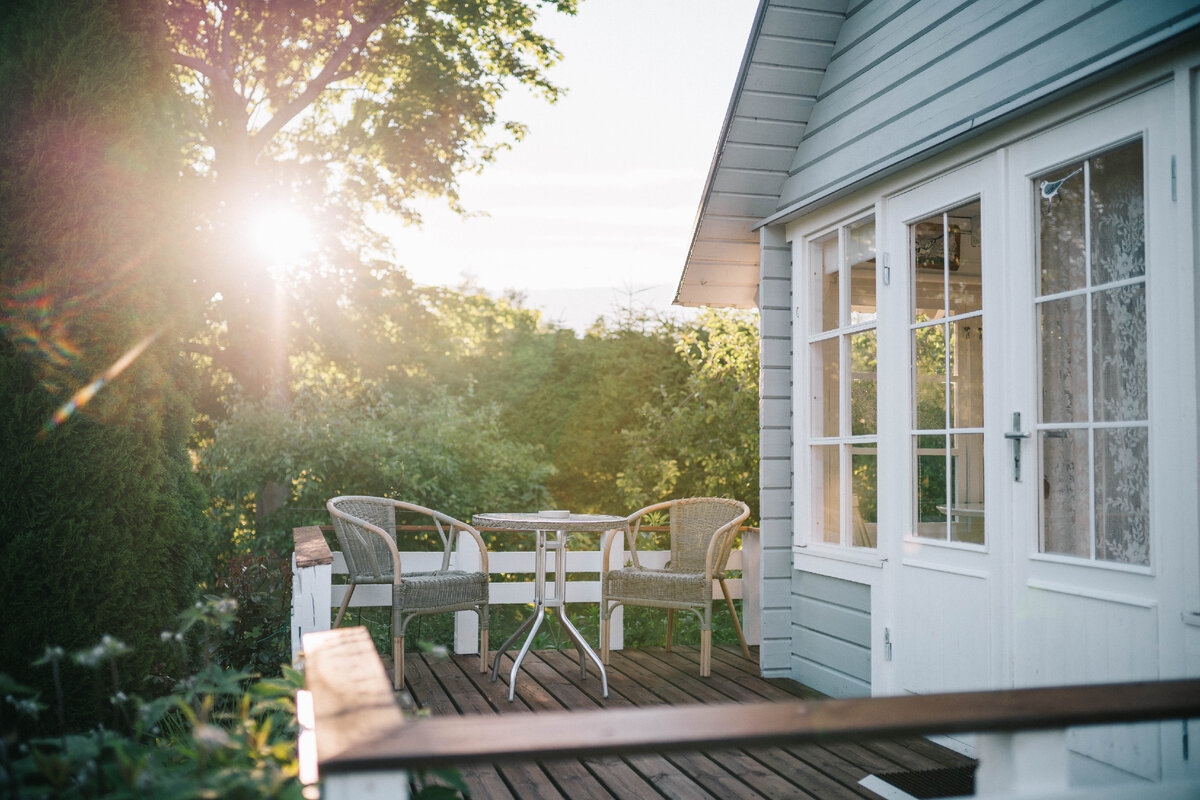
[617,309,761,521]
[201,374,553,552]
[0,0,212,720]
[164,0,577,395]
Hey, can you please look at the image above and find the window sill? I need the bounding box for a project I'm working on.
[794,543,886,569]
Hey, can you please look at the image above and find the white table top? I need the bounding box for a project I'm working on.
[472,512,627,531]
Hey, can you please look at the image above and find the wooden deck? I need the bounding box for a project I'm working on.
[396,644,976,799]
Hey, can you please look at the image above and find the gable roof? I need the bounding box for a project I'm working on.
[678,0,1200,310]
[674,0,848,308]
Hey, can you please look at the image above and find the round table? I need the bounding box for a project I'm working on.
[472,512,627,701]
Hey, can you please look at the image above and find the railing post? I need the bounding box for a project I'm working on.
[454,528,481,655]
[292,526,334,663]
[975,729,1069,797]
[608,529,625,652]
[742,529,760,646]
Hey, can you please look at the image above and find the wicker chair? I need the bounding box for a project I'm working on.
[600,497,751,676]
[326,496,489,690]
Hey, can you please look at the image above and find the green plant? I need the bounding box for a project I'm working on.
[213,553,294,675]
[3,598,304,799]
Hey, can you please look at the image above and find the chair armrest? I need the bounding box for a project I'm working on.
[704,507,751,579]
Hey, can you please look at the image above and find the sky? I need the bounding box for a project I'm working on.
[376,0,760,331]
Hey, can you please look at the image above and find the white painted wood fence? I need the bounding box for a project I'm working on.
[291,527,761,663]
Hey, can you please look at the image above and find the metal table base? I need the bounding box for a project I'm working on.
[490,527,608,701]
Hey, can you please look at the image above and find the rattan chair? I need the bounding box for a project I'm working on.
[600,497,751,676]
[326,496,489,690]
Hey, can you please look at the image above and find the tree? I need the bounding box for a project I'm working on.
[164,0,577,396]
[618,310,761,521]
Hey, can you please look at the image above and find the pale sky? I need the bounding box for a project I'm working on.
[376,0,760,330]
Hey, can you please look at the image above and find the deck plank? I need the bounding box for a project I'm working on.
[398,645,974,800]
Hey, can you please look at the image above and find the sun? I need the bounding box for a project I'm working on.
[247,206,318,269]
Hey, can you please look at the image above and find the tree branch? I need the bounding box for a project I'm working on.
[252,0,406,146]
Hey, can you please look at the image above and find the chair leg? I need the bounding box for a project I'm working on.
[601,614,610,665]
[719,578,751,660]
[479,621,489,674]
[394,635,405,691]
[333,583,356,628]
[665,610,675,651]
[700,629,712,677]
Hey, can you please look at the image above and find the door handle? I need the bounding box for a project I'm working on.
[1004,412,1032,482]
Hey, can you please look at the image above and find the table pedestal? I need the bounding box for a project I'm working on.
[491,528,608,701]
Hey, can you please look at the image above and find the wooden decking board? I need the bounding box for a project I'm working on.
[402,655,517,799]
[537,650,736,800]
[534,649,774,800]
[394,646,974,799]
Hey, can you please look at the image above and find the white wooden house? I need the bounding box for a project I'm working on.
[677,0,1200,787]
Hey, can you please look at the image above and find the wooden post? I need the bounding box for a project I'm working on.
[741,529,761,646]
[454,528,481,655]
[608,529,625,652]
[975,729,1069,797]
[292,526,333,663]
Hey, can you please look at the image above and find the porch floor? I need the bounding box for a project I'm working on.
[395,644,976,799]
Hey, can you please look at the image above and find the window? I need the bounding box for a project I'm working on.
[910,200,985,544]
[1035,139,1148,565]
[808,216,877,547]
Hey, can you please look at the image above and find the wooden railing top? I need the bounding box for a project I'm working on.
[302,627,1200,775]
[294,525,333,568]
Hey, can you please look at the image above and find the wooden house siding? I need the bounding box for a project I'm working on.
[794,572,872,697]
[774,0,1200,220]
[757,225,793,676]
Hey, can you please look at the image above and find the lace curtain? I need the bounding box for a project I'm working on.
[1037,140,1148,566]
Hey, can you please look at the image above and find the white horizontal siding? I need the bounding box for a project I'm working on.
[778,0,1200,216]
[758,225,794,675]
[793,571,872,696]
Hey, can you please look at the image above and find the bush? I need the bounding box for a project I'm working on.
[0,0,212,724]
[1,599,303,799]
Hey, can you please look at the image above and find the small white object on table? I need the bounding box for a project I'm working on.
[472,511,627,701]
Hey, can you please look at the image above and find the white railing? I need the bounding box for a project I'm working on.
[290,525,761,663]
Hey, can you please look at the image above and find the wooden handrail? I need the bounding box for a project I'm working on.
[303,626,1200,774]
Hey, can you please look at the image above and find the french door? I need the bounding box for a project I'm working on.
[879,158,1009,699]
[1004,83,1186,780]
[874,82,1192,779]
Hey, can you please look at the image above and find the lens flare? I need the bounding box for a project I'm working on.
[39,331,159,436]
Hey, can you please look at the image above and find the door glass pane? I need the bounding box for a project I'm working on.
[848,217,877,324]
[1041,429,1091,557]
[814,445,840,544]
[1037,160,1086,295]
[948,201,983,317]
[1041,296,1088,424]
[1094,426,1149,565]
[852,450,877,548]
[915,435,948,540]
[949,433,985,544]
[1092,284,1147,422]
[1035,138,1148,566]
[914,323,946,429]
[812,338,839,437]
[815,232,839,332]
[950,319,984,428]
[851,330,877,436]
[913,215,946,321]
[1090,140,1145,285]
